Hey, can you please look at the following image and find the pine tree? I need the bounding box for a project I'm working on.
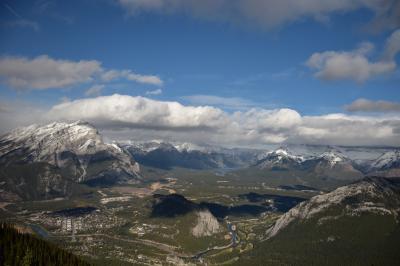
[21,248,33,266]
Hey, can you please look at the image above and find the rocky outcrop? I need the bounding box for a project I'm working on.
[266,177,400,239]
[192,210,220,237]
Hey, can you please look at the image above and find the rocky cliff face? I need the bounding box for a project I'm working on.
[192,210,221,237]
[0,121,141,200]
[266,177,400,239]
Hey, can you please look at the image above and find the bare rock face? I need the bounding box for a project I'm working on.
[192,210,220,237]
[0,121,141,186]
[266,177,400,239]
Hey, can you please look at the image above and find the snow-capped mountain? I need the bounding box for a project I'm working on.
[0,121,140,185]
[120,140,173,154]
[252,148,363,183]
[266,176,400,239]
[173,142,208,153]
[370,150,400,171]
[317,151,346,167]
[255,148,304,170]
[303,150,363,180]
[121,141,261,170]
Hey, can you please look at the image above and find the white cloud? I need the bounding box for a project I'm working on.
[382,29,400,60]
[85,85,104,97]
[0,55,163,90]
[47,94,228,130]
[233,108,301,133]
[306,29,400,82]
[0,55,102,90]
[291,114,400,146]
[183,95,256,109]
[117,0,400,30]
[38,94,400,147]
[101,69,163,86]
[146,88,162,95]
[346,98,400,112]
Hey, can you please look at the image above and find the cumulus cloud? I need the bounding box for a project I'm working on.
[0,55,163,90]
[306,29,400,82]
[0,55,101,90]
[85,85,104,97]
[291,114,400,146]
[146,88,162,95]
[183,95,256,110]
[38,94,400,147]
[117,0,400,30]
[346,98,400,112]
[47,94,228,130]
[101,70,163,86]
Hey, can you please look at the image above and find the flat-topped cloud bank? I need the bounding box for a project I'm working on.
[1,94,400,147]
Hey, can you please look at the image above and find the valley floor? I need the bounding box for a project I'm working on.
[0,167,315,265]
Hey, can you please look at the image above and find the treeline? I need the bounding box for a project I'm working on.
[0,223,90,266]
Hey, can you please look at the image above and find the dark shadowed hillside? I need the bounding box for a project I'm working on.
[0,223,90,266]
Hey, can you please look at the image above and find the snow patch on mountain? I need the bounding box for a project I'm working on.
[370,150,400,170]
[0,121,140,183]
[174,142,207,153]
[318,151,345,166]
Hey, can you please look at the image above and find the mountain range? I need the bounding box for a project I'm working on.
[1,121,400,201]
[123,140,400,178]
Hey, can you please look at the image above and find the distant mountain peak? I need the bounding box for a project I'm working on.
[0,121,140,185]
[256,148,304,170]
[318,150,347,166]
[371,150,400,170]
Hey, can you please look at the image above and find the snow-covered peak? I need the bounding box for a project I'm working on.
[0,121,140,182]
[4,121,98,144]
[371,150,400,170]
[256,148,304,169]
[266,148,304,162]
[318,151,346,166]
[174,142,206,152]
[122,140,214,153]
[122,140,167,153]
[274,148,289,156]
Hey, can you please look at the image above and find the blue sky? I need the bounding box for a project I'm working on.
[0,0,399,146]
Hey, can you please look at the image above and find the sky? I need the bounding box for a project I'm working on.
[0,0,400,147]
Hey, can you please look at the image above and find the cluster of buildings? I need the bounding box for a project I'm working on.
[58,217,83,233]
[129,223,161,237]
[27,209,127,237]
